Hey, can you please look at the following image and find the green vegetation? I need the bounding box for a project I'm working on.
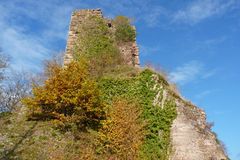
[74,16,123,76]
[23,60,106,131]
[98,69,177,159]
[114,16,136,43]
[0,14,177,160]
[0,112,11,118]
[97,99,144,159]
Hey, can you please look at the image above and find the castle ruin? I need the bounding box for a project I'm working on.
[64,9,140,67]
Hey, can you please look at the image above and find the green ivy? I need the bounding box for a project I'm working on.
[98,69,177,159]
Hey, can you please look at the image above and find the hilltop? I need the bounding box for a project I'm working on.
[0,9,228,160]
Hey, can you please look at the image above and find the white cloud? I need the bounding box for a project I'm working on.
[0,0,82,71]
[141,7,168,27]
[195,90,212,99]
[173,0,236,24]
[139,45,162,56]
[0,0,234,72]
[169,61,203,85]
[169,61,216,85]
[0,27,50,71]
[212,110,227,116]
[0,0,167,72]
[96,0,166,27]
[202,69,217,79]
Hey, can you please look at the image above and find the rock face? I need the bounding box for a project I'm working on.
[149,73,227,160]
[170,100,227,160]
[64,9,140,67]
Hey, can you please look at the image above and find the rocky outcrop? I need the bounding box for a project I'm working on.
[170,100,227,160]
[150,73,227,159]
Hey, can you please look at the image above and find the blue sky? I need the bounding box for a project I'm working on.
[0,0,239,159]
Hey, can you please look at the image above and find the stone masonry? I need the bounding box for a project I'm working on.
[64,9,140,67]
[170,100,227,160]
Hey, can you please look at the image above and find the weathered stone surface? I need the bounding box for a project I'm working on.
[170,100,227,160]
[64,9,140,67]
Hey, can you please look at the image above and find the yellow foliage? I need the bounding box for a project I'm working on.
[98,99,144,159]
[23,60,106,130]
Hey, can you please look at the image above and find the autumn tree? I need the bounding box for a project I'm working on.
[23,60,106,130]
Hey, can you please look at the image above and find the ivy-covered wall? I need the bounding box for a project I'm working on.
[98,69,177,159]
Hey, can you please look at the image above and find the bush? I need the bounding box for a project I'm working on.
[23,60,106,130]
[114,16,136,43]
[98,99,144,159]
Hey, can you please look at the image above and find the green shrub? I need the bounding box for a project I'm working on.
[114,16,136,43]
[0,112,11,118]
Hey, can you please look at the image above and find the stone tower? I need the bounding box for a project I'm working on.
[64,9,140,67]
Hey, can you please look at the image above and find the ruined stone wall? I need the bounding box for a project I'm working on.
[64,9,103,65]
[119,41,140,66]
[64,9,140,67]
[170,100,228,160]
